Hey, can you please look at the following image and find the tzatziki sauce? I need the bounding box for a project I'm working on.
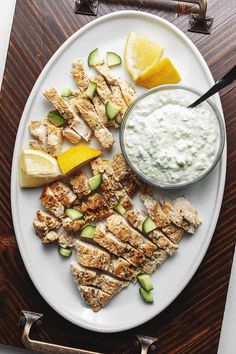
[124,89,221,185]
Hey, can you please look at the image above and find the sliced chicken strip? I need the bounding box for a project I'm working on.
[106,214,156,258]
[162,225,185,244]
[75,96,114,149]
[71,262,129,295]
[28,121,47,151]
[58,230,77,248]
[46,124,63,157]
[125,209,178,256]
[29,139,44,151]
[62,127,82,144]
[95,61,117,85]
[161,199,195,234]
[71,60,90,92]
[78,285,112,312]
[117,78,137,106]
[62,218,85,233]
[109,258,139,281]
[99,173,119,208]
[50,181,77,208]
[140,194,170,228]
[172,197,201,227]
[33,210,60,244]
[94,223,145,267]
[110,84,128,124]
[81,193,113,221]
[70,172,91,198]
[40,186,64,218]
[91,158,113,176]
[142,249,168,274]
[92,94,109,126]
[43,88,92,141]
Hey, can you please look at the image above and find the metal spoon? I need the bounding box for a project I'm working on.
[188,64,236,108]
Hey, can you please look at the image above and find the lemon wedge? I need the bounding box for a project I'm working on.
[57,145,102,174]
[124,32,163,80]
[19,149,62,188]
[136,57,182,89]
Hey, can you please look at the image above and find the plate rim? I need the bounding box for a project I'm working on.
[11,10,227,333]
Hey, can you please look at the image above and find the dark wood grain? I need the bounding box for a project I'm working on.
[0,0,236,353]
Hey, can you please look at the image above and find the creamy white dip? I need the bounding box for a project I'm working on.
[124,89,221,185]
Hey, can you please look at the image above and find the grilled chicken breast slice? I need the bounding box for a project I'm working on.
[40,186,64,218]
[46,124,63,157]
[75,96,114,149]
[140,194,170,228]
[71,262,129,295]
[125,209,147,232]
[162,224,185,243]
[28,121,48,151]
[62,127,82,144]
[172,197,201,227]
[106,215,156,258]
[58,230,77,248]
[117,78,137,106]
[95,61,117,85]
[141,249,168,274]
[50,181,77,208]
[82,193,113,221]
[62,217,85,233]
[71,60,90,92]
[92,94,109,126]
[29,139,44,151]
[70,172,91,198]
[79,285,112,312]
[33,210,60,244]
[110,84,128,124]
[43,88,92,141]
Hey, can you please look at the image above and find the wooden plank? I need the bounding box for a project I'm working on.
[0,0,235,352]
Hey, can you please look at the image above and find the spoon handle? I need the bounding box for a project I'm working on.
[189,64,236,108]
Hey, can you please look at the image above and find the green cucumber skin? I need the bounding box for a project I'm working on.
[139,288,154,303]
[137,274,154,291]
[105,101,121,120]
[65,208,83,221]
[61,87,73,98]
[142,217,157,235]
[58,247,72,257]
[47,111,66,127]
[88,174,102,191]
[80,225,96,239]
[115,203,126,215]
[107,52,122,67]
[88,48,100,67]
[85,82,97,100]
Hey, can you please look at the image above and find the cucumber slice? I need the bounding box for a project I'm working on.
[65,208,84,220]
[115,203,126,215]
[61,87,73,98]
[88,48,100,67]
[139,288,153,304]
[88,173,102,191]
[142,217,157,235]
[105,101,121,120]
[47,111,66,127]
[137,274,154,291]
[80,225,96,239]
[58,246,72,257]
[85,82,97,100]
[107,52,122,67]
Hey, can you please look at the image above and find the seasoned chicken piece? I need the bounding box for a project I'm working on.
[75,97,114,149]
[82,193,113,221]
[95,61,117,85]
[91,158,113,176]
[70,172,91,198]
[149,230,178,256]
[117,78,137,106]
[94,223,145,267]
[106,215,156,258]
[99,173,119,208]
[94,223,127,257]
[50,181,77,208]
[92,94,109,126]
[162,225,185,244]
[110,84,128,123]
[33,210,60,244]
[28,121,48,150]
[62,217,85,233]
[71,262,129,295]
[71,60,90,92]
[172,197,201,227]
[161,199,195,234]
[40,186,64,218]
[140,194,170,228]
[29,139,44,151]
[109,258,139,281]
[58,230,77,248]
[122,175,139,197]
[125,209,147,232]
[76,240,111,271]
[62,127,82,144]
[46,124,63,157]
[43,88,92,141]
[141,249,168,274]
[79,285,112,312]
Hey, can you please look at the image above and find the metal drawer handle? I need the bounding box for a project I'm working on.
[74,0,213,34]
[19,311,158,354]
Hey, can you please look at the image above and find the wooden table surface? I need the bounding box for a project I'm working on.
[0,0,235,353]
